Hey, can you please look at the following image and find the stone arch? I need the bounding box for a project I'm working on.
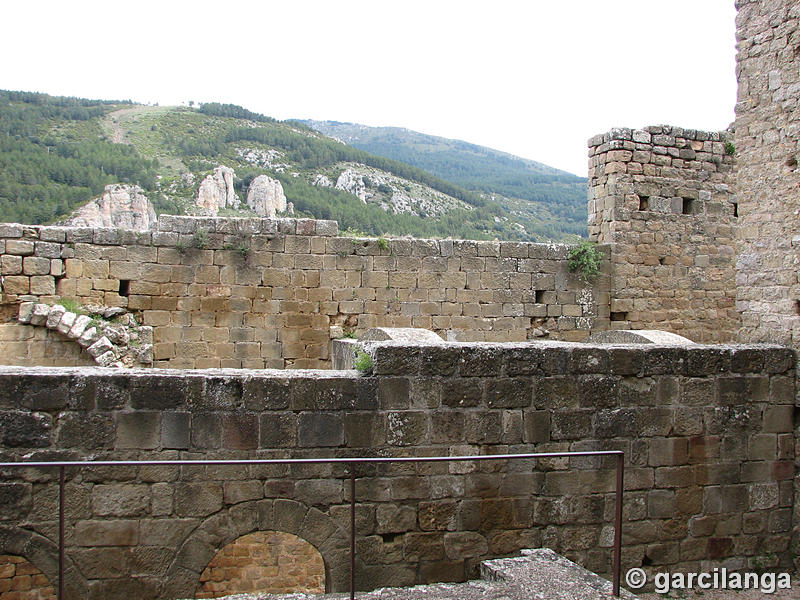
[195,530,325,598]
[0,525,88,599]
[163,498,350,598]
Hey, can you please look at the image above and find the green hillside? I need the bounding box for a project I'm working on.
[303,121,588,237]
[0,91,158,223]
[0,91,587,241]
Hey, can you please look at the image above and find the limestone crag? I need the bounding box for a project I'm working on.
[246,175,286,217]
[312,174,333,187]
[63,184,156,230]
[335,168,369,203]
[196,166,239,215]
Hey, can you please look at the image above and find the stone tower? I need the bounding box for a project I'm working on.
[734,0,800,347]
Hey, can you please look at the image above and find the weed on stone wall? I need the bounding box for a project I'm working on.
[568,241,601,282]
[354,349,373,374]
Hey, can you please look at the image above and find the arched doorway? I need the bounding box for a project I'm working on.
[195,531,324,598]
[0,554,56,599]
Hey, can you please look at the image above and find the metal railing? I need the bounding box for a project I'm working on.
[0,450,624,599]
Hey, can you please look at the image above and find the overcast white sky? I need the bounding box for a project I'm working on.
[2,0,737,176]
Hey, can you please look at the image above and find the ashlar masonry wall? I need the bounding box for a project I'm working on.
[588,126,738,343]
[0,218,609,369]
[0,342,794,598]
[734,0,800,349]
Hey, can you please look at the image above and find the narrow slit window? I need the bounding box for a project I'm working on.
[682,198,695,215]
[638,196,649,211]
[119,279,130,297]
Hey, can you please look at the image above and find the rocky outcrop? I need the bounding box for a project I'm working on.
[196,166,239,215]
[64,184,157,230]
[312,174,333,187]
[335,169,369,203]
[246,175,286,217]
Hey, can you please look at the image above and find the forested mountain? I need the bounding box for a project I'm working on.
[0,91,587,241]
[303,121,588,238]
[0,91,158,223]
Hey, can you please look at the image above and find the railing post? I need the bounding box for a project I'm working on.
[612,452,624,597]
[350,463,356,600]
[58,465,65,600]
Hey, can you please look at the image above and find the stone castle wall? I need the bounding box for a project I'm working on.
[0,341,794,598]
[0,218,610,369]
[734,0,800,348]
[588,126,738,343]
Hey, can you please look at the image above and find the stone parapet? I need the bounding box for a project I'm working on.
[0,340,794,596]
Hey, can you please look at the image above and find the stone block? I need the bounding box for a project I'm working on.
[130,374,201,409]
[1,275,29,294]
[403,532,444,561]
[762,405,793,432]
[298,412,343,447]
[762,347,793,374]
[730,348,764,373]
[29,275,55,295]
[550,410,592,440]
[43,305,65,330]
[74,519,139,546]
[174,483,223,517]
[344,412,386,447]
[607,347,644,376]
[22,256,50,276]
[420,345,460,376]
[5,240,34,256]
[115,412,160,449]
[371,345,421,375]
[458,346,503,377]
[0,483,32,520]
[221,413,258,449]
[56,413,114,450]
[441,378,481,408]
[649,438,689,466]
[569,347,610,374]
[295,479,344,506]
[191,413,222,449]
[443,531,488,560]
[243,377,292,410]
[577,375,618,408]
[260,413,297,448]
[485,378,532,408]
[647,489,676,518]
[198,376,243,410]
[91,484,149,517]
[0,254,22,275]
[223,481,263,504]
[161,412,190,449]
[386,411,428,446]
